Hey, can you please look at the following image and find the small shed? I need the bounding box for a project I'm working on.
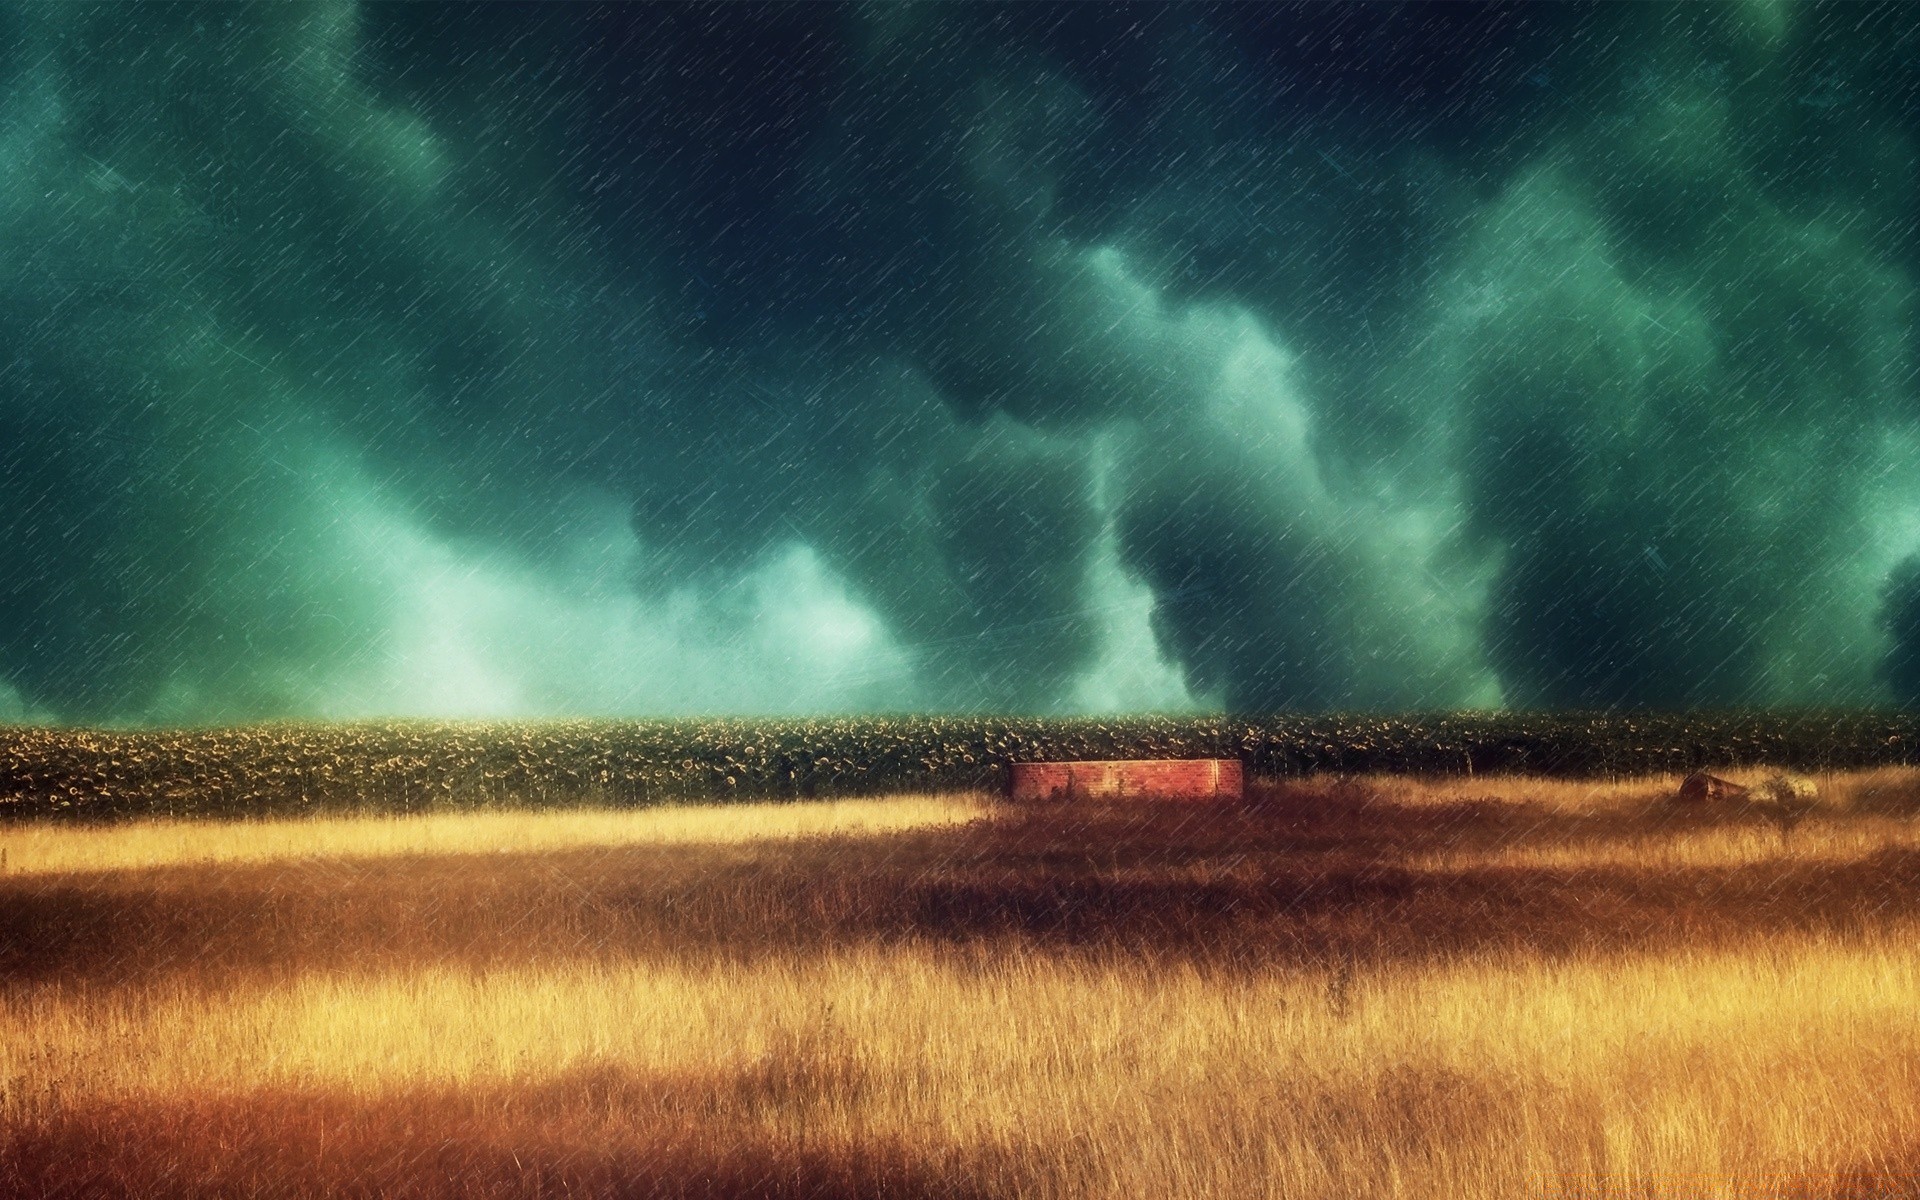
[1007,759,1243,802]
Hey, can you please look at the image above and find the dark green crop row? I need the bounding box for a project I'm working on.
[2,711,1917,823]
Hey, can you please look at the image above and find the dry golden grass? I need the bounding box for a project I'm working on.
[8,772,1920,1198]
[0,792,989,878]
[1336,770,1689,813]
[1417,811,1920,874]
[1381,767,1920,873]
[7,931,1920,1198]
[1335,765,1918,815]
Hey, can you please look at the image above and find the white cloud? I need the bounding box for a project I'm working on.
[299,456,919,719]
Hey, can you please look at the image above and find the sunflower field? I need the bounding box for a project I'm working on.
[2,711,1917,823]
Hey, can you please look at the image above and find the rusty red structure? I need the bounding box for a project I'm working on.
[1006,759,1243,802]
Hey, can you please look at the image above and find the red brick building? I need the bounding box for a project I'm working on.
[1007,759,1243,802]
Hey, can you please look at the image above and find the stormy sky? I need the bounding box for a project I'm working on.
[1,1,1917,725]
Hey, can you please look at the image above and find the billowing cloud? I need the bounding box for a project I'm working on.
[0,1,1914,723]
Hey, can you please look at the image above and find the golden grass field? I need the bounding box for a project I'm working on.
[6,769,1920,1198]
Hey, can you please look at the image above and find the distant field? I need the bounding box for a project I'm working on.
[6,711,1920,822]
[7,770,1920,1197]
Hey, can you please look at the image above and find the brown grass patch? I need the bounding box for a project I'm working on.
[1,1070,1007,1199]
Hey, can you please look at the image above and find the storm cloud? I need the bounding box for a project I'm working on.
[0,1,1915,723]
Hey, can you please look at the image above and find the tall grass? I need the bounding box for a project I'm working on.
[6,933,1918,1197]
[0,793,987,878]
[7,774,1920,1197]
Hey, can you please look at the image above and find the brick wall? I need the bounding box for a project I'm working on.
[1006,759,1243,802]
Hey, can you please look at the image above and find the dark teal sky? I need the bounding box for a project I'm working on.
[1,1,1916,724]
